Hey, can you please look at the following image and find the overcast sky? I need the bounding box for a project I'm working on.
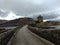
[0,0,60,21]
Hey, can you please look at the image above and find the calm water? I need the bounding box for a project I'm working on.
[0,26,17,30]
[40,25,60,30]
[50,25,60,29]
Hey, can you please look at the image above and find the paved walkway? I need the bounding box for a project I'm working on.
[8,25,54,45]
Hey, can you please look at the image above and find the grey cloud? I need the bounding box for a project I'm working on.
[32,14,58,20]
[0,9,9,17]
[0,0,60,21]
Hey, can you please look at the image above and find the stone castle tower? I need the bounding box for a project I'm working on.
[37,15,43,23]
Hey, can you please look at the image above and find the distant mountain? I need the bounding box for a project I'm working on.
[0,20,8,24]
[0,17,34,27]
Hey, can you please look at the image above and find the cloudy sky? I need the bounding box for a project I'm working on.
[0,0,60,21]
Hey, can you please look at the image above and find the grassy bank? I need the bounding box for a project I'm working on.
[38,30,60,45]
[0,26,20,45]
[0,30,8,34]
[28,26,60,45]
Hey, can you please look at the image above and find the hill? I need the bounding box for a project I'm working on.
[0,17,34,27]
